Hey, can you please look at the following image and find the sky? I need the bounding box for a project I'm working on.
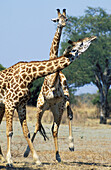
[75,84,98,95]
[0,0,111,94]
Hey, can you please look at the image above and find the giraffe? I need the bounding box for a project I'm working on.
[24,8,74,163]
[0,36,96,166]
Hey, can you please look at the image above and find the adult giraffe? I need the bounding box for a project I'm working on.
[0,36,96,166]
[24,9,74,163]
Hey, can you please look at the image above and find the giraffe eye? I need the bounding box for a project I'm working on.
[72,50,76,52]
[67,46,71,50]
[80,42,83,47]
[57,19,59,22]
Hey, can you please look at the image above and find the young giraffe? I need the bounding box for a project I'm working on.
[24,9,74,163]
[0,36,96,166]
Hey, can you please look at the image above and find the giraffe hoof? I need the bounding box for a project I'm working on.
[36,160,42,166]
[69,147,74,152]
[6,163,13,167]
[69,141,74,151]
[24,150,29,157]
[56,152,61,163]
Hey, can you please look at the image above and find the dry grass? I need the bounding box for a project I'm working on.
[71,103,99,125]
[4,104,99,124]
[28,103,98,125]
[26,103,111,126]
[2,102,102,127]
[4,102,99,126]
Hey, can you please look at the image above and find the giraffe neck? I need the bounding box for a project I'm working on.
[10,56,71,89]
[27,56,71,80]
[49,26,63,60]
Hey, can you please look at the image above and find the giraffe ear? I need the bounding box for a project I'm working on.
[51,18,59,22]
[56,9,60,13]
[63,9,66,16]
[56,8,61,17]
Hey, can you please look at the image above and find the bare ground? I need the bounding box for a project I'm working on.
[0,119,111,170]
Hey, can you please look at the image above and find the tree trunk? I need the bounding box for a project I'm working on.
[99,85,109,124]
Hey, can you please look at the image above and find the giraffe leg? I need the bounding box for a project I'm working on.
[51,105,63,163]
[6,131,13,167]
[52,122,61,163]
[17,104,41,165]
[68,120,74,151]
[24,106,48,157]
[5,106,14,167]
[0,146,5,162]
[59,72,74,151]
[0,103,5,124]
[67,104,74,151]
[0,104,5,162]
[24,131,37,158]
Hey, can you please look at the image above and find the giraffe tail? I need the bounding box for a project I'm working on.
[24,124,49,158]
[39,125,49,141]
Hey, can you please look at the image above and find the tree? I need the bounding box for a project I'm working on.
[60,7,111,124]
[0,64,5,71]
[92,89,111,114]
[27,77,44,106]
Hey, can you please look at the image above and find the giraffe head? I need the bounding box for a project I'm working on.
[63,36,97,57]
[51,9,67,27]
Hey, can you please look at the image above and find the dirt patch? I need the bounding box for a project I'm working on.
[0,121,111,170]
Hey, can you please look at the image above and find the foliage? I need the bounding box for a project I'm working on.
[92,92,100,106]
[92,89,111,111]
[0,64,5,71]
[108,89,111,104]
[79,93,97,105]
[27,77,44,106]
[68,87,77,104]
